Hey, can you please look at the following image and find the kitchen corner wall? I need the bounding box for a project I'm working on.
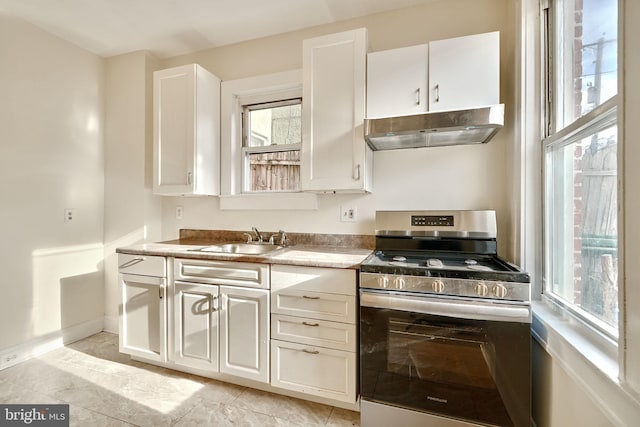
[159,0,516,260]
[103,51,162,331]
[0,16,105,352]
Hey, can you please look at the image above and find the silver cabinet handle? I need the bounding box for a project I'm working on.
[187,171,192,185]
[302,349,320,354]
[159,285,164,300]
[302,321,319,327]
[353,164,361,181]
[119,258,144,269]
[434,84,440,103]
[416,88,421,105]
[302,295,320,300]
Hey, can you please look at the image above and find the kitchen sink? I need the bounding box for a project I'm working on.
[193,242,283,255]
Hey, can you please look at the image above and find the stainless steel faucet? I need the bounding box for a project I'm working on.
[267,230,288,246]
[251,227,264,243]
[278,230,287,247]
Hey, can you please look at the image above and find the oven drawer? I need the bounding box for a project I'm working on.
[118,254,166,277]
[271,314,356,352]
[271,289,356,323]
[271,265,356,296]
[270,339,356,403]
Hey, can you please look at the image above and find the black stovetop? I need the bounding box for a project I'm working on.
[360,250,530,283]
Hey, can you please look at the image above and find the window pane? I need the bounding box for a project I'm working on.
[545,125,618,329]
[247,103,301,147]
[553,0,617,130]
[246,150,300,192]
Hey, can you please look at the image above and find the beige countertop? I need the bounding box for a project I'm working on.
[116,240,373,269]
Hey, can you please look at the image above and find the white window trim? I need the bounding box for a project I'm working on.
[519,0,640,424]
[219,69,317,210]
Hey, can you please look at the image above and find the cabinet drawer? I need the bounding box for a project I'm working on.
[271,314,356,352]
[271,339,356,403]
[174,258,269,289]
[271,265,356,295]
[118,254,166,277]
[271,289,356,323]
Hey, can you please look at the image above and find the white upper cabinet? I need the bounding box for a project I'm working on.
[366,31,500,117]
[301,28,372,193]
[428,31,500,112]
[367,44,429,118]
[153,64,220,196]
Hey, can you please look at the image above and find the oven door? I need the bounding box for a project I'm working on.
[360,290,531,427]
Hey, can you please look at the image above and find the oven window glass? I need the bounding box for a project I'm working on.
[360,306,530,427]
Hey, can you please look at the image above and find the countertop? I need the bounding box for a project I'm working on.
[116,239,373,269]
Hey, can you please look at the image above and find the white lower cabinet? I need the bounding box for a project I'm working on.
[271,340,356,403]
[119,254,167,363]
[270,264,358,403]
[120,256,356,406]
[219,285,269,383]
[169,258,270,383]
[172,281,219,371]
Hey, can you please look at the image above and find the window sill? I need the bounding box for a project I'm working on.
[532,300,640,426]
[219,192,318,210]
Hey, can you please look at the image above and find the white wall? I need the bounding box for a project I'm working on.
[0,15,105,352]
[532,340,613,426]
[159,0,516,260]
[103,51,162,330]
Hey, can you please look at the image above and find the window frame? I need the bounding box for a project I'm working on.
[241,98,302,194]
[541,0,620,341]
[219,69,317,210]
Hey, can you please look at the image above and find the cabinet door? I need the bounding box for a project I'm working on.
[367,44,429,118]
[271,339,356,403]
[219,286,270,383]
[172,281,219,372]
[428,31,500,112]
[153,65,195,194]
[119,274,166,363]
[301,28,371,192]
[153,64,220,196]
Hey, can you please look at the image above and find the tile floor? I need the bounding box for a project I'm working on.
[0,333,360,426]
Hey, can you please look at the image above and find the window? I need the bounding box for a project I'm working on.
[242,99,302,192]
[543,0,618,337]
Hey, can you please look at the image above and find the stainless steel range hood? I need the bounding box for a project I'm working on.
[364,104,504,151]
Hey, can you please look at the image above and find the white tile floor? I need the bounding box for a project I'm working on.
[0,333,360,427]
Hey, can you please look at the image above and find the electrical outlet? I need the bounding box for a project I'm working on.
[176,206,184,220]
[64,208,75,223]
[340,206,357,222]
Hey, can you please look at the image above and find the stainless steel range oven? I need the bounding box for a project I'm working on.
[359,210,531,427]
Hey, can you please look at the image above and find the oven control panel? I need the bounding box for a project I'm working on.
[411,215,454,227]
[359,272,530,302]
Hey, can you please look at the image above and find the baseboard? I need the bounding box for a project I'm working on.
[103,316,119,334]
[0,317,104,371]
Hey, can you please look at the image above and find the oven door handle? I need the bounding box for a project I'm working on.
[360,291,531,323]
